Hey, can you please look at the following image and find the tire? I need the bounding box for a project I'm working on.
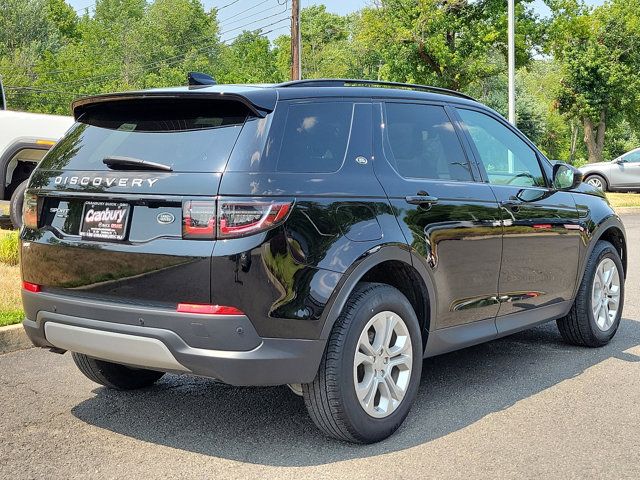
[557,241,624,347]
[9,180,28,229]
[72,352,165,390]
[584,174,608,192]
[303,282,423,443]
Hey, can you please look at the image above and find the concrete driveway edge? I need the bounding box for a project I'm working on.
[0,323,32,355]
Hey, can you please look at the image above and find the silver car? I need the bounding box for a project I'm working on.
[580,148,640,191]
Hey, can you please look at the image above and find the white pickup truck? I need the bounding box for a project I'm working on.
[0,78,74,227]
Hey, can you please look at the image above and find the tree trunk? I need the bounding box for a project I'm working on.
[569,120,579,164]
[583,111,606,163]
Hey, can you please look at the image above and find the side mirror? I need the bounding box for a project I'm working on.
[553,163,582,190]
[614,158,624,164]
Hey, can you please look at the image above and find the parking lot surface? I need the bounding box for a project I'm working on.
[2,213,640,479]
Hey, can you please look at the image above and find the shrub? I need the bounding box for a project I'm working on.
[0,230,19,266]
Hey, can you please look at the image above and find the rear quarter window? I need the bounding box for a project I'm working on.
[276,102,354,173]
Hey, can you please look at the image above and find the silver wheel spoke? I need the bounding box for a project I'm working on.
[383,314,398,350]
[382,374,404,401]
[355,351,374,366]
[359,337,376,357]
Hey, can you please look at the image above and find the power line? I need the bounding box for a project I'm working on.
[73,2,96,13]
[18,15,289,95]
[219,0,271,22]
[215,0,241,10]
[221,1,287,28]
[8,1,290,80]
[5,86,83,97]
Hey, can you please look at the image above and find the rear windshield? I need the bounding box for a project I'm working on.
[39,99,249,173]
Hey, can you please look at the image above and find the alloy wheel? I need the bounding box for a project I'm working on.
[591,257,621,331]
[353,310,413,418]
[586,177,604,190]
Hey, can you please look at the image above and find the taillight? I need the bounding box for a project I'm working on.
[177,303,244,315]
[218,200,292,239]
[22,281,41,293]
[182,200,216,239]
[23,192,38,229]
[181,199,293,240]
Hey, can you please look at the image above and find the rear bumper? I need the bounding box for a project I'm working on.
[22,290,325,386]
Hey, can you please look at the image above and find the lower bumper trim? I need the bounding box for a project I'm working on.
[24,310,326,386]
[45,322,190,373]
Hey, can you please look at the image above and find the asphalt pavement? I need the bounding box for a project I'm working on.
[2,214,640,479]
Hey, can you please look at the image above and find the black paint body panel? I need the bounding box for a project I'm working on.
[20,84,627,384]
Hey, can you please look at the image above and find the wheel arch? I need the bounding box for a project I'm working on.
[0,138,51,199]
[319,244,435,347]
[576,215,627,296]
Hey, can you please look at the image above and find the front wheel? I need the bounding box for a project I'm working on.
[557,241,624,347]
[585,174,608,191]
[303,282,423,443]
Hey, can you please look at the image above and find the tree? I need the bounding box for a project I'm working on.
[354,0,543,91]
[549,0,640,163]
[216,31,280,84]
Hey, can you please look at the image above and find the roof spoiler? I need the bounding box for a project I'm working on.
[71,90,276,120]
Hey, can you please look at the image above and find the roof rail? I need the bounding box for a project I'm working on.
[277,78,476,101]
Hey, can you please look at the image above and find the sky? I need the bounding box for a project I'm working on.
[66,0,609,39]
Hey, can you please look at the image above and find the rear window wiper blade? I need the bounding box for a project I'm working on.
[103,156,173,172]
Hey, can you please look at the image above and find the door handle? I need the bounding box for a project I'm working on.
[405,194,439,206]
[500,199,522,210]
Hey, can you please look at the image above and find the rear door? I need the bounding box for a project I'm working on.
[373,101,503,329]
[453,106,581,323]
[22,97,251,306]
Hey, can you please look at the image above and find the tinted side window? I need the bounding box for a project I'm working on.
[622,150,640,163]
[384,103,472,181]
[457,108,545,187]
[276,102,353,173]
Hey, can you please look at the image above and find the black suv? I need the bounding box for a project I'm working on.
[21,79,626,443]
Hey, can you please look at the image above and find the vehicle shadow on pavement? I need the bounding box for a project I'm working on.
[71,319,640,466]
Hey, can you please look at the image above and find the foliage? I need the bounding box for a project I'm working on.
[352,0,543,90]
[0,230,19,266]
[549,0,640,163]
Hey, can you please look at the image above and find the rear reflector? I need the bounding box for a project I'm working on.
[22,281,41,293]
[176,303,244,315]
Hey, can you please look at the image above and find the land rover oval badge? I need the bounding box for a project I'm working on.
[157,212,175,225]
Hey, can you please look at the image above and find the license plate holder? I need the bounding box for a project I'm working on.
[80,201,130,241]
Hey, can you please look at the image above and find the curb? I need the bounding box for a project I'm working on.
[0,323,32,355]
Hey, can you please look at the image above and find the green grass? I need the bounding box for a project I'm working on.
[607,192,640,208]
[0,310,23,327]
[0,262,23,327]
[0,230,19,266]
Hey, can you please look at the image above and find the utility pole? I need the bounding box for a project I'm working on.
[507,0,515,126]
[290,0,301,80]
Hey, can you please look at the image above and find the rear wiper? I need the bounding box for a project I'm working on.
[103,156,173,172]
